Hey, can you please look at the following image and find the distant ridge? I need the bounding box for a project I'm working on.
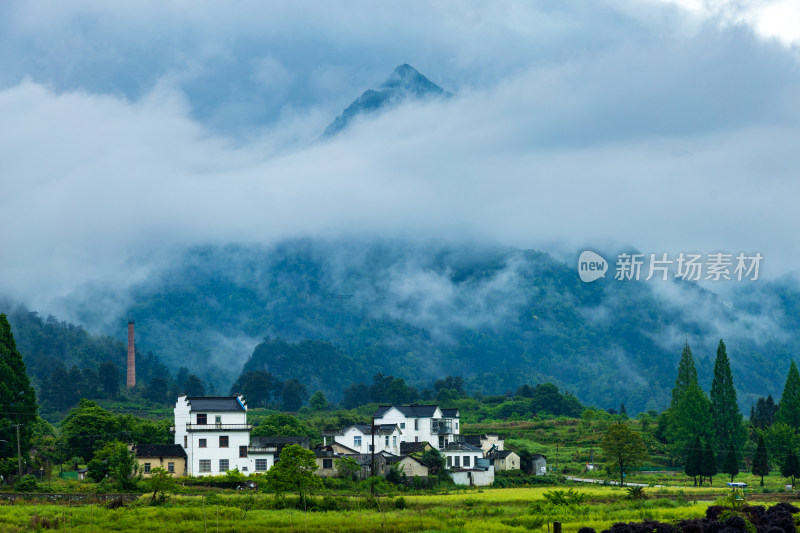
[323,64,450,136]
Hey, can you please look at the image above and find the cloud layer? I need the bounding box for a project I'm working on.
[1,0,799,313]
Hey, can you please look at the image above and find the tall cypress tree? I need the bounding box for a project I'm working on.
[710,340,745,454]
[668,380,713,456]
[752,435,770,487]
[781,449,800,487]
[722,443,739,482]
[700,440,717,486]
[684,436,702,486]
[0,314,38,460]
[671,341,698,409]
[776,361,800,430]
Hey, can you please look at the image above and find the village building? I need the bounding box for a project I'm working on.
[488,450,520,471]
[373,405,460,450]
[173,395,253,476]
[326,423,403,455]
[133,444,187,477]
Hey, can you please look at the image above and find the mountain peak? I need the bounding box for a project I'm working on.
[323,64,450,137]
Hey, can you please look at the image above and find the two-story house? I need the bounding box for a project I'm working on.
[373,405,460,450]
[174,394,253,476]
[328,423,403,455]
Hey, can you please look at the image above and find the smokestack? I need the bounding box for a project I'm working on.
[127,320,135,388]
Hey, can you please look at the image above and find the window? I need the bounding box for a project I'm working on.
[385,436,389,446]
[368,444,373,451]
[354,436,362,447]
[415,437,418,442]
[199,460,211,473]
[242,466,248,472]
[255,459,267,472]
[168,462,175,473]
[219,459,229,472]
[184,436,187,447]
[144,463,151,473]
[414,419,419,430]
[463,456,470,467]
[239,445,248,458]
[219,436,229,448]
[196,413,207,425]
[447,456,452,467]
[454,456,460,468]
[393,436,397,446]
[199,438,207,448]
[400,422,405,429]
[215,415,222,425]
[323,459,333,469]
[455,422,459,430]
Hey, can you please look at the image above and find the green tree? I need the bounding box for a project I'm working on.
[752,434,770,487]
[183,374,205,396]
[710,340,746,455]
[98,361,120,399]
[335,456,360,480]
[700,440,717,485]
[60,399,120,461]
[0,314,38,461]
[667,380,713,456]
[766,422,799,465]
[147,466,176,503]
[601,423,648,486]
[781,449,800,487]
[281,379,308,411]
[722,443,739,482]
[90,441,142,490]
[670,341,698,409]
[684,436,702,486]
[308,391,328,411]
[777,361,800,431]
[264,444,321,505]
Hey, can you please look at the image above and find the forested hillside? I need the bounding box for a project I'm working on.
[44,239,800,414]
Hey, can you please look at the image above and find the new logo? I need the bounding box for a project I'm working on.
[578,251,608,283]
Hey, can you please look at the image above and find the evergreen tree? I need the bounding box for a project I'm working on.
[752,434,770,486]
[776,361,800,430]
[98,361,120,399]
[183,374,206,396]
[700,441,717,485]
[684,436,702,486]
[781,449,800,487]
[722,443,739,482]
[667,380,713,456]
[0,314,38,461]
[710,340,745,454]
[671,341,698,409]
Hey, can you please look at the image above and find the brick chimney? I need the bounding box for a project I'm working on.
[127,320,136,388]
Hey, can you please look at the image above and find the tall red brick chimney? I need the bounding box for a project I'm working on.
[127,320,136,388]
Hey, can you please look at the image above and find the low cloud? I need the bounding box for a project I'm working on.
[1,0,799,317]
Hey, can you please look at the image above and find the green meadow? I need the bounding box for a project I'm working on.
[0,485,744,533]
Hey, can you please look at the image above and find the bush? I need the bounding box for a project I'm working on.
[15,474,38,492]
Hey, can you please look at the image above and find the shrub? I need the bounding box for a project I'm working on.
[15,474,38,492]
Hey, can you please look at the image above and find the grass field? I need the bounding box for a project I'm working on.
[0,484,753,532]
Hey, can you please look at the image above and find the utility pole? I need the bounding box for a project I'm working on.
[370,417,375,496]
[13,424,23,478]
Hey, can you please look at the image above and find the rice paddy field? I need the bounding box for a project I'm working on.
[0,485,765,532]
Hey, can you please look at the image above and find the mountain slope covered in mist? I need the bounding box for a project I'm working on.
[56,240,800,414]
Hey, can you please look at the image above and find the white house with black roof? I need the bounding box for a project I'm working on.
[174,394,253,476]
[327,423,403,455]
[373,405,460,450]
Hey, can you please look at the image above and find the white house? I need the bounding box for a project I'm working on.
[373,405,460,450]
[174,395,253,476]
[329,424,403,455]
[442,442,484,470]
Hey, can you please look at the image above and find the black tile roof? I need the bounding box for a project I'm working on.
[374,404,440,418]
[186,397,245,412]
[400,441,432,454]
[494,450,517,459]
[251,436,309,454]
[443,442,482,452]
[441,408,459,417]
[135,444,187,458]
[351,423,399,435]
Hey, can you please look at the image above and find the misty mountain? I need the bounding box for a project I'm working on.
[323,64,451,136]
[45,239,800,414]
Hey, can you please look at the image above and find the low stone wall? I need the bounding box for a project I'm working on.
[0,492,142,505]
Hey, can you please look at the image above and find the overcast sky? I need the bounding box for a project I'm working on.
[1,0,799,312]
